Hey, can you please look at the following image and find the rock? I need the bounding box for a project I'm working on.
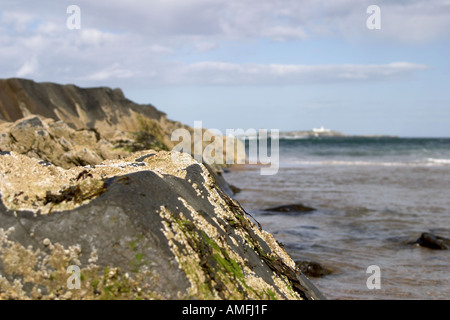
[0,78,171,143]
[0,78,245,167]
[0,151,325,300]
[412,232,450,250]
[229,184,242,195]
[0,78,324,300]
[203,163,236,198]
[294,260,332,278]
[135,153,156,162]
[0,115,126,168]
[262,204,316,215]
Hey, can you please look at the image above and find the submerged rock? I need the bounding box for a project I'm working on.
[0,151,325,300]
[262,204,316,215]
[229,184,242,195]
[294,260,333,278]
[412,232,450,250]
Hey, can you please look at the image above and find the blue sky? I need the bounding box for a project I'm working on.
[1,0,449,137]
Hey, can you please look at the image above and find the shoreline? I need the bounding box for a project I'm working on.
[222,158,450,300]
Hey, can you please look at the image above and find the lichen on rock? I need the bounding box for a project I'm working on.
[0,227,161,300]
[0,149,322,300]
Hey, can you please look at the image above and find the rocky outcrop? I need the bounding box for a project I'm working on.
[412,233,450,250]
[0,151,323,300]
[0,78,184,145]
[0,115,127,168]
[0,78,245,169]
[0,78,192,168]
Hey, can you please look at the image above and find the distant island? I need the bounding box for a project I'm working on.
[279,126,345,138]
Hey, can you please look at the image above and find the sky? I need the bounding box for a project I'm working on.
[1,0,449,137]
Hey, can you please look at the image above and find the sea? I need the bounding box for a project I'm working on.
[224,136,450,300]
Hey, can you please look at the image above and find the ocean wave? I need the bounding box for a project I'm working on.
[281,159,450,167]
[427,158,450,164]
[285,160,413,167]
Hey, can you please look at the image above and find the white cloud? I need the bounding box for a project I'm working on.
[76,28,119,47]
[3,0,450,44]
[77,0,450,43]
[149,44,173,54]
[162,61,428,85]
[1,11,36,33]
[36,22,59,35]
[260,25,308,42]
[16,56,39,77]
[83,63,139,81]
[194,41,219,52]
[0,1,443,87]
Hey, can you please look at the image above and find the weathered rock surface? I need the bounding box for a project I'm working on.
[0,78,182,145]
[0,151,324,300]
[0,115,127,168]
[0,78,187,168]
[0,78,246,169]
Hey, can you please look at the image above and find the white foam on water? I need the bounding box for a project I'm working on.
[281,160,411,167]
[427,158,450,165]
[280,158,450,167]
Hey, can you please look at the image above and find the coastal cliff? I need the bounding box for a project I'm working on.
[0,78,185,143]
[0,78,190,168]
[0,78,323,300]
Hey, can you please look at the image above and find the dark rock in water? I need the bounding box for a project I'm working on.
[413,232,450,250]
[229,184,242,194]
[294,260,332,278]
[263,204,316,215]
